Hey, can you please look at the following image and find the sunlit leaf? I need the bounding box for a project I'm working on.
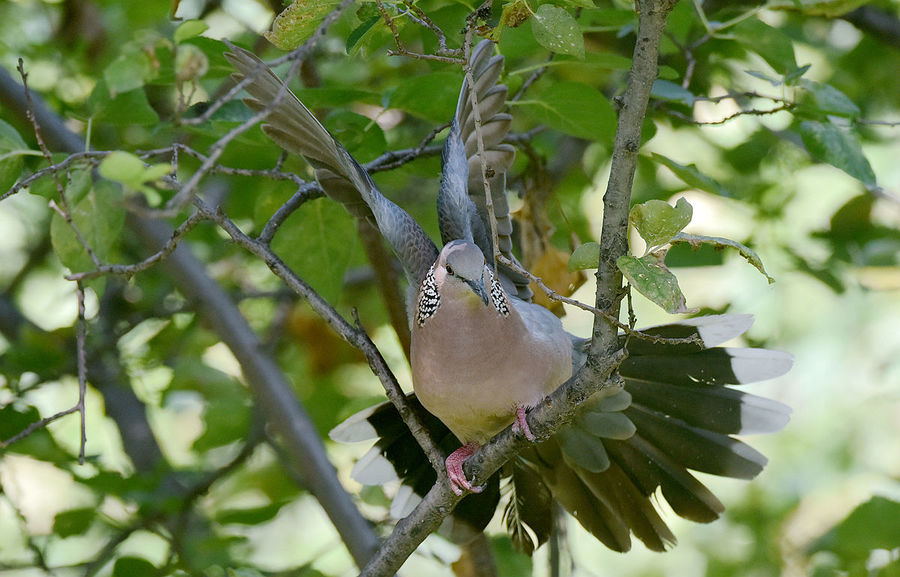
[672,232,775,283]
[99,151,147,189]
[617,253,693,314]
[104,51,153,96]
[798,120,876,186]
[265,0,343,50]
[630,197,693,250]
[531,4,585,59]
[174,19,209,44]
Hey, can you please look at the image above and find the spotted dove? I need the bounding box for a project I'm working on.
[225,40,793,553]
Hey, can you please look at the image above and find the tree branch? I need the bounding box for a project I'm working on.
[0,47,381,569]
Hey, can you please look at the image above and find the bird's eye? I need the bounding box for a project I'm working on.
[445,264,454,276]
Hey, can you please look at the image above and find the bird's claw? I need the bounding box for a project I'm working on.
[512,405,536,441]
[445,442,484,495]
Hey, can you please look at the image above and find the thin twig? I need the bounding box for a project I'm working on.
[0,405,80,448]
[66,210,207,281]
[668,103,795,125]
[377,0,466,64]
[75,281,88,464]
[512,52,554,102]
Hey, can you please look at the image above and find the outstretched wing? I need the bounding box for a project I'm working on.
[225,43,438,286]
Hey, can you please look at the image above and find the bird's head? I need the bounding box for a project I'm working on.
[435,240,490,307]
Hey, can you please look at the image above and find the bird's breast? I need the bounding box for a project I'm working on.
[410,299,571,443]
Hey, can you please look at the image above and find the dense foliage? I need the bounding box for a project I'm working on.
[1,1,898,576]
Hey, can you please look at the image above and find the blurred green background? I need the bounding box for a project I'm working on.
[1,0,898,576]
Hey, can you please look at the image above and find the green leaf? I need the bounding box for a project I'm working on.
[53,507,95,538]
[650,79,695,106]
[50,180,125,272]
[671,232,775,283]
[799,79,860,118]
[531,4,585,59]
[568,241,600,271]
[629,198,693,250]
[650,153,732,197]
[0,404,73,462]
[767,0,867,17]
[99,151,147,189]
[324,110,386,163]
[516,82,616,141]
[388,72,460,122]
[809,497,900,560]
[89,80,159,126]
[271,198,360,304]
[798,121,876,186]
[735,19,798,76]
[0,119,29,193]
[346,15,380,53]
[265,0,343,50]
[103,51,153,96]
[215,502,286,525]
[174,19,209,43]
[617,254,692,314]
[112,557,156,577]
[175,43,210,82]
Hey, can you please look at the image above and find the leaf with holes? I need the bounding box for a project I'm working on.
[531,4,584,59]
[265,0,343,50]
[617,254,693,314]
[630,197,693,251]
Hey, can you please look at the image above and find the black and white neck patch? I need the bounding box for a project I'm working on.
[416,265,440,326]
[488,269,510,317]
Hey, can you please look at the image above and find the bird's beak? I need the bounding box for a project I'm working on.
[465,278,490,307]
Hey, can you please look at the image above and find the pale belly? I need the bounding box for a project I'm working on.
[411,325,571,444]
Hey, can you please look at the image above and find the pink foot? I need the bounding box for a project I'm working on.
[445,442,483,495]
[512,405,536,441]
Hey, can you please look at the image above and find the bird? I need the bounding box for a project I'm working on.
[225,39,793,554]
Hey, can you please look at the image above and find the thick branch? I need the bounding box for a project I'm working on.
[360,2,678,575]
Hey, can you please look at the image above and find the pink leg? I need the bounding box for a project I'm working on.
[445,442,483,495]
[512,405,536,441]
